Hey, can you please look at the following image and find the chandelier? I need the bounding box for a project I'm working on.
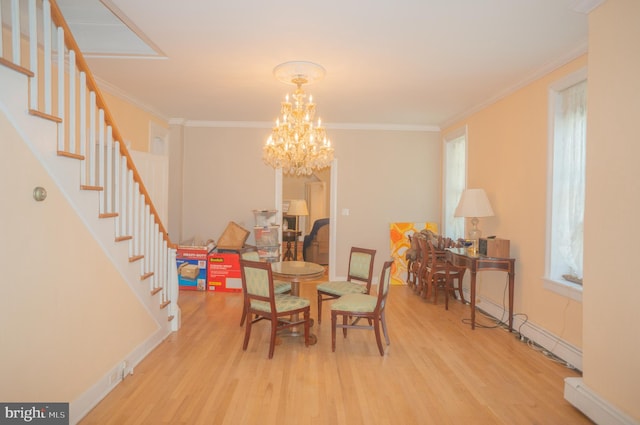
[263,61,334,176]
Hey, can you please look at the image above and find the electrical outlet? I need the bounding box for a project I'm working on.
[108,370,118,385]
[121,361,128,379]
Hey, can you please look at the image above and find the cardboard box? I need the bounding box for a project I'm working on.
[479,238,510,258]
[217,221,250,251]
[177,245,213,290]
[207,251,242,292]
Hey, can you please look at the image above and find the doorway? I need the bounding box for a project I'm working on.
[275,160,337,279]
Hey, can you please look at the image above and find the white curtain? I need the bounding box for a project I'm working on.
[444,136,466,240]
[555,80,587,279]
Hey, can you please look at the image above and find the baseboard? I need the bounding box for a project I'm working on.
[462,288,583,371]
[564,378,639,425]
[69,326,170,424]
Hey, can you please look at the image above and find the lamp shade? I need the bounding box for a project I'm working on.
[454,189,494,218]
[287,199,309,216]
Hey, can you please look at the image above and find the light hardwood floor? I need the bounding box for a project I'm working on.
[79,274,592,425]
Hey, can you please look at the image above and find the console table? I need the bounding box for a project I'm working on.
[445,248,516,331]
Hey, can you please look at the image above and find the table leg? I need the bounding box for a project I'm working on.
[281,278,317,344]
[470,270,477,330]
[508,271,514,332]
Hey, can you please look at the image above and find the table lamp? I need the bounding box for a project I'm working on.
[287,199,309,232]
[454,188,494,242]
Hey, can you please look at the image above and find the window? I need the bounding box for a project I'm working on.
[545,69,587,301]
[443,129,467,240]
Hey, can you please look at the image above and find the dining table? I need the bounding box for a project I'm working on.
[270,260,325,345]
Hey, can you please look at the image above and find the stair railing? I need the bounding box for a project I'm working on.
[0,0,178,322]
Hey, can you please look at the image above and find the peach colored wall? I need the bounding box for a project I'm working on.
[0,112,158,402]
[584,0,640,420]
[101,91,168,153]
[443,56,588,348]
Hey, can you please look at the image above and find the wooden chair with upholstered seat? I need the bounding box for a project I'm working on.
[239,258,311,359]
[421,239,465,308]
[316,247,376,324]
[238,247,291,326]
[330,260,394,356]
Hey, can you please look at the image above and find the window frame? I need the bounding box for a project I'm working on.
[543,68,587,303]
[442,127,467,240]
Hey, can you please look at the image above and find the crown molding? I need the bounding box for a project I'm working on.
[440,40,588,130]
[95,76,170,122]
[570,0,606,14]
[173,120,439,132]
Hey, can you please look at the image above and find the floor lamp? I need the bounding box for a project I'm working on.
[287,199,309,232]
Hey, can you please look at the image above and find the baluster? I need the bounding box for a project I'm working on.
[11,0,20,65]
[113,140,121,234]
[105,115,113,212]
[28,0,37,110]
[56,26,64,150]
[43,0,52,114]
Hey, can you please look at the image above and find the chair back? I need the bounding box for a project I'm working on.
[346,247,376,291]
[239,259,275,306]
[239,246,261,261]
[377,260,394,311]
[426,238,447,271]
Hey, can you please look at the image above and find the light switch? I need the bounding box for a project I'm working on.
[341,208,350,216]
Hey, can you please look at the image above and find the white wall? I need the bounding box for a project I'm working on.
[178,124,441,278]
[0,110,158,404]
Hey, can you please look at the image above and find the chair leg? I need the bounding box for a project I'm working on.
[239,301,247,326]
[342,315,348,338]
[381,310,390,345]
[331,311,337,352]
[373,316,384,356]
[243,313,252,351]
[268,317,278,359]
[445,279,450,310]
[304,309,310,347]
[317,292,323,324]
[456,277,466,304]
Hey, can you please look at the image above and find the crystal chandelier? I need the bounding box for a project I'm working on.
[264,61,334,176]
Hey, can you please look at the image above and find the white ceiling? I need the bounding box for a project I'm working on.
[56,0,597,129]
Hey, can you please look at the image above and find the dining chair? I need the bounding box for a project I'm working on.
[238,247,291,326]
[330,260,394,356]
[422,239,465,308]
[239,258,311,359]
[316,247,376,324]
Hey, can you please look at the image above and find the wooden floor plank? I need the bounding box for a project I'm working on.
[79,276,592,425]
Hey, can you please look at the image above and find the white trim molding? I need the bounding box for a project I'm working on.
[564,378,639,425]
[462,287,583,371]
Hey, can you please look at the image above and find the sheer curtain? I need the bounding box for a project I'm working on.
[554,80,587,280]
[444,135,466,240]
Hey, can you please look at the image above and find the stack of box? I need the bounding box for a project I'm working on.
[207,221,250,292]
[253,210,280,262]
[177,240,216,291]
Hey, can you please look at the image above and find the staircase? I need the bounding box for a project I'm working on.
[0,1,179,418]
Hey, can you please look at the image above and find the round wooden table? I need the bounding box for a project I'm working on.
[270,260,325,344]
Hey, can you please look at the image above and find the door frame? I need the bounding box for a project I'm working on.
[275,159,337,280]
